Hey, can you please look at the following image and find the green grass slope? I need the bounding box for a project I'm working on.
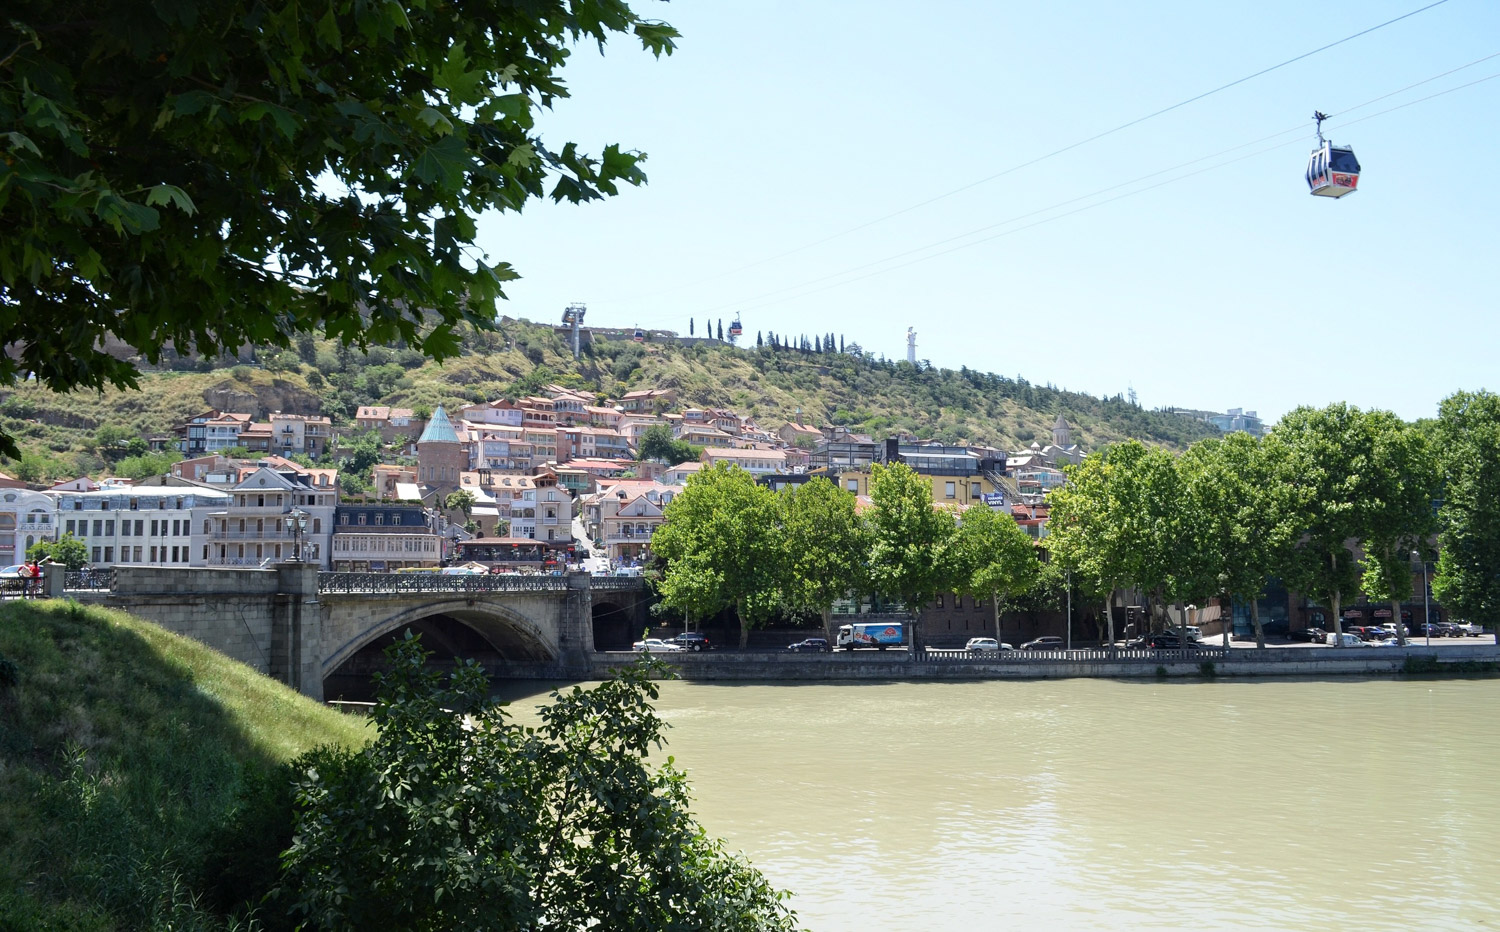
[0,600,369,930]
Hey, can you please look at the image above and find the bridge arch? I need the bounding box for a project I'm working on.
[322,598,557,684]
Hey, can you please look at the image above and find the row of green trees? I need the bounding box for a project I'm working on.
[1048,395,1500,646]
[652,462,1043,647]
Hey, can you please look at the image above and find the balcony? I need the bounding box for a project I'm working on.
[541,516,561,526]
[210,529,298,540]
[604,532,655,543]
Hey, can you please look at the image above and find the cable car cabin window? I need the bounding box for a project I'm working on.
[1329,148,1360,173]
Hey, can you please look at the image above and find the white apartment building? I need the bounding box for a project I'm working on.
[50,483,230,568]
[699,447,788,476]
[204,465,337,567]
[0,488,58,565]
[268,412,333,458]
[583,480,678,563]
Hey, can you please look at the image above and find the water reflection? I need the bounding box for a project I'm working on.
[500,677,1500,930]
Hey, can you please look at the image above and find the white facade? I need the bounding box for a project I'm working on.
[0,488,57,566]
[204,466,337,567]
[49,486,229,568]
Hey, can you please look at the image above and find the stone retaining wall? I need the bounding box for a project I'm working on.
[576,643,1500,682]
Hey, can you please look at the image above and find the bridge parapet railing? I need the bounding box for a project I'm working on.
[64,568,115,592]
[318,572,570,595]
[589,576,648,591]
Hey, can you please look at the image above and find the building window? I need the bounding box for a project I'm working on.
[971,482,982,499]
[104,546,113,562]
[92,546,101,562]
[945,482,956,499]
[936,595,945,608]
[66,519,76,535]
[104,520,115,536]
[846,480,859,493]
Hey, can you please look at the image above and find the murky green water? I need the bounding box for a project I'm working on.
[504,676,1500,930]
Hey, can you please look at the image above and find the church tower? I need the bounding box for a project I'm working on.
[1052,414,1073,448]
[417,405,465,492]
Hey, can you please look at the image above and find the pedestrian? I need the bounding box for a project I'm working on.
[18,561,35,598]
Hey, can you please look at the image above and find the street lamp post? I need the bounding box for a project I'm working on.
[1413,549,1429,648]
[289,506,309,563]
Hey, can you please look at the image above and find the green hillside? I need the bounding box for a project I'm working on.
[0,600,370,929]
[0,318,1218,481]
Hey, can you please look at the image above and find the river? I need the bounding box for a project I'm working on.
[502,676,1500,930]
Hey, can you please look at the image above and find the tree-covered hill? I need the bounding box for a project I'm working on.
[0,317,1218,481]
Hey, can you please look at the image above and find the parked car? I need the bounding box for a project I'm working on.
[670,632,713,652]
[1451,621,1485,637]
[1289,627,1327,643]
[1131,633,1202,650]
[1346,626,1383,641]
[1374,637,1405,647]
[1020,637,1066,651]
[786,638,831,653]
[964,637,1013,652]
[1419,622,1462,638]
[1325,632,1364,647]
[631,638,681,652]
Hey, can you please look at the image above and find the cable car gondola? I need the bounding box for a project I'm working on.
[728,315,743,338]
[1306,111,1360,198]
[632,327,645,343]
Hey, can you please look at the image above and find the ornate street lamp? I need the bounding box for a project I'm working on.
[289,506,309,563]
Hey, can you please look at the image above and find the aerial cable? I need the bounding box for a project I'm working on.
[614,0,1453,307]
[701,54,1500,316]
[718,69,1500,317]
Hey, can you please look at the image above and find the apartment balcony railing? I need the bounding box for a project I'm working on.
[541,516,561,526]
[210,529,298,540]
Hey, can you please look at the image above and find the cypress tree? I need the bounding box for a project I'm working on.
[689,319,694,336]
[717,320,723,341]
[757,331,763,348]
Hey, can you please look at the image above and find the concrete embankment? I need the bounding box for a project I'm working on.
[554,643,1500,682]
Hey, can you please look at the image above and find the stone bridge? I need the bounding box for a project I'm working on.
[66,566,651,700]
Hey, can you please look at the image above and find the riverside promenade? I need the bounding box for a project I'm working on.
[560,640,1500,681]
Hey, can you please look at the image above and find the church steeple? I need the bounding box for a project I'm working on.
[1051,415,1072,448]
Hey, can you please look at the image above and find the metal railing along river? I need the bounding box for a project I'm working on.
[924,646,1230,663]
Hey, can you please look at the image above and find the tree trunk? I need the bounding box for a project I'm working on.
[737,598,749,649]
[1250,593,1266,649]
[1176,600,1188,649]
[1105,590,1116,650]
[821,605,833,643]
[992,591,1001,645]
[1331,588,1343,646]
[1392,596,1406,647]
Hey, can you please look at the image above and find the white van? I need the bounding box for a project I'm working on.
[1326,632,1364,647]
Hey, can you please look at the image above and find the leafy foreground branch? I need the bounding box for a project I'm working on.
[280,634,799,931]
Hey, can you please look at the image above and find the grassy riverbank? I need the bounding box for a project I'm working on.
[0,600,369,930]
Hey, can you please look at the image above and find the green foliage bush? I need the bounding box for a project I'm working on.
[277,635,799,931]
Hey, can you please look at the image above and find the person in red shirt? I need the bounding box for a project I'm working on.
[23,561,41,598]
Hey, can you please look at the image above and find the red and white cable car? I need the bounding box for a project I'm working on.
[1306,111,1361,198]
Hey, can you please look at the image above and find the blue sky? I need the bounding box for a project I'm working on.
[477,0,1498,424]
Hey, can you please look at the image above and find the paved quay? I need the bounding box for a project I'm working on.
[573,637,1500,682]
